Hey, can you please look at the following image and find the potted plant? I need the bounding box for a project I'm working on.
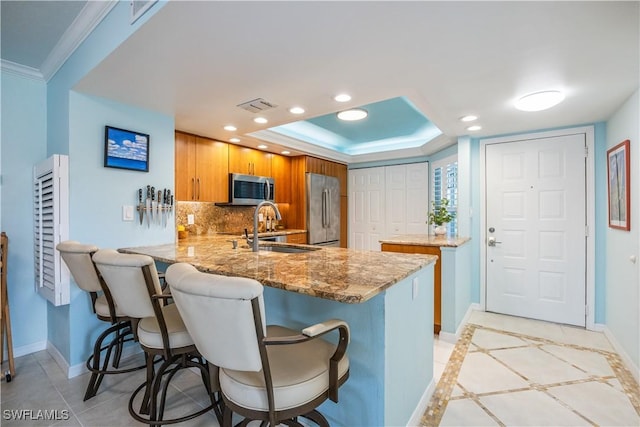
[427,198,455,235]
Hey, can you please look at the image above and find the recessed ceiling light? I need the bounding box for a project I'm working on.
[515,90,565,112]
[254,117,268,124]
[466,125,482,131]
[281,150,291,155]
[223,125,237,131]
[337,108,368,121]
[257,144,268,149]
[289,107,305,115]
[460,115,478,122]
[229,137,240,143]
[334,94,352,103]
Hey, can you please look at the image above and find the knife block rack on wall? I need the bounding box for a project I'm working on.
[136,186,174,228]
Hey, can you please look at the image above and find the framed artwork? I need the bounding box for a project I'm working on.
[607,139,630,230]
[104,126,149,172]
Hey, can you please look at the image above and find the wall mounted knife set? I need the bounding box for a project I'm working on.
[137,186,173,228]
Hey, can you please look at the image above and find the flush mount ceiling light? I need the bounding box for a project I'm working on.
[337,108,368,121]
[515,90,565,112]
[254,117,268,124]
[466,125,482,131]
[460,115,478,122]
[257,144,268,149]
[334,94,352,103]
[224,125,237,131]
[289,107,305,115]
[281,150,291,155]
[229,137,241,143]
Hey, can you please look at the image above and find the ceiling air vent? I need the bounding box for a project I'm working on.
[237,98,278,113]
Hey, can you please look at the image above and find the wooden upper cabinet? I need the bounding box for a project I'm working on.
[175,131,228,202]
[175,132,197,201]
[305,156,348,196]
[271,154,291,203]
[194,137,228,202]
[228,145,272,177]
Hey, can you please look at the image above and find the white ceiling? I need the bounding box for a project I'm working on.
[3,1,639,163]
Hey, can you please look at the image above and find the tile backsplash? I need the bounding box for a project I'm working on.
[176,202,290,235]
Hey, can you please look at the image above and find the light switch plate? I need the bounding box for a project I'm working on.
[123,205,134,221]
[187,214,195,225]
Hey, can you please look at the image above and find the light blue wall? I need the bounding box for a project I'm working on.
[604,89,639,371]
[0,0,171,366]
[1,71,49,352]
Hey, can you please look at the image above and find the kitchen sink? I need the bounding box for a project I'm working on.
[259,243,320,253]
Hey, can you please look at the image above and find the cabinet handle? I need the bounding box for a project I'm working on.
[197,178,200,200]
[191,178,195,200]
[248,162,251,175]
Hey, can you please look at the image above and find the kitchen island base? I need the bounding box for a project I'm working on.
[263,265,434,427]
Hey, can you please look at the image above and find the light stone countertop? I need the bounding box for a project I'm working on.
[120,234,436,304]
[379,234,471,248]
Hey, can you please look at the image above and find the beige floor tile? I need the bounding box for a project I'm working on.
[433,361,447,383]
[491,346,590,384]
[480,389,589,426]
[439,399,499,426]
[547,381,640,426]
[434,339,455,364]
[450,385,465,398]
[457,352,529,394]
[560,324,614,351]
[1,383,72,427]
[471,328,528,350]
[541,344,614,377]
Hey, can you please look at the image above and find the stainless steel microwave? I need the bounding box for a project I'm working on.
[228,173,274,205]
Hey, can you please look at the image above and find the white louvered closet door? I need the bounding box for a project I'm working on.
[34,155,70,306]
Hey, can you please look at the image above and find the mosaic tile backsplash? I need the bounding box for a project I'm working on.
[176,201,290,235]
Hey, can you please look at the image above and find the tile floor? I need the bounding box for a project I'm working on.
[423,312,640,427]
[2,312,639,426]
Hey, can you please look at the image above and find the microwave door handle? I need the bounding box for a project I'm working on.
[264,181,270,201]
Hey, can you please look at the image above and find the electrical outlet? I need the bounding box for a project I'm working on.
[187,214,195,225]
[412,277,419,299]
[122,205,134,221]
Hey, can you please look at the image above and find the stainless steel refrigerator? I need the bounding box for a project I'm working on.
[306,173,340,246]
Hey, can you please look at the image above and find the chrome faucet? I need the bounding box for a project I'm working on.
[252,201,282,252]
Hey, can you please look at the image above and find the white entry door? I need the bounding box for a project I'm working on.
[349,167,386,251]
[485,134,587,326]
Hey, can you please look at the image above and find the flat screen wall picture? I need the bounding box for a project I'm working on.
[607,139,630,231]
[104,125,149,172]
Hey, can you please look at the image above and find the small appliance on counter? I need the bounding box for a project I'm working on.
[306,173,340,247]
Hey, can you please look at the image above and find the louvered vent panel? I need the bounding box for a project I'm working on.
[33,155,69,306]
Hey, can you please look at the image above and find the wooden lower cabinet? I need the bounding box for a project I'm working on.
[381,243,441,334]
[286,233,307,244]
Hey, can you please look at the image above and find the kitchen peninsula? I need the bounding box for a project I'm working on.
[121,234,437,426]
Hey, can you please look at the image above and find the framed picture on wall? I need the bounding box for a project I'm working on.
[104,126,149,172]
[607,139,630,230]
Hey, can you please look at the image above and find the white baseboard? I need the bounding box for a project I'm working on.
[3,340,47,360]
[591,322,606,332]
[602,326,640,383]
[439,303,480,344]
[47,341,143,379]
[407,378,436,427]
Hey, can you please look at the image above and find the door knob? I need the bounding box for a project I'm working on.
[488,236,502,247]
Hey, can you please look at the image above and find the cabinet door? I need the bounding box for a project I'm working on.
[271,154,291,203]
[340,195,348,248]
[385,165,407,236]
[175,132,196,201]
[286,233,307,244]
[251,150,272,177]
[195,137,228,202]
[228,145,254,175]
[305,156,324,174]
[348,167,385,251]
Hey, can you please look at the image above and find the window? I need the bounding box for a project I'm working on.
[430,155,458,235]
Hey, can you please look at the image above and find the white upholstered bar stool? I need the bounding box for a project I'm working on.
[92,250,221,425]
[56,241,142,401]
[165,263,350,427]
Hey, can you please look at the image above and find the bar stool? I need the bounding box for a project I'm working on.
[92,249,221,425]
[56,241,143,400]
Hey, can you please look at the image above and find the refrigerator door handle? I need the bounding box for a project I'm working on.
[322,189,327,228]
[326,189,331,228]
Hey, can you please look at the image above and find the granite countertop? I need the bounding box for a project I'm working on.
[379,234,471,248]
[120,234,436,304]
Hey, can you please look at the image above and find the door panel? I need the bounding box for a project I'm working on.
[486,134,586,326]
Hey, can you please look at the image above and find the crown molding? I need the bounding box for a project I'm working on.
[0,59,44,81]
[40,0,118,82]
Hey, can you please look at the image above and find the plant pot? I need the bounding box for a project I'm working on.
[434,225,447,236]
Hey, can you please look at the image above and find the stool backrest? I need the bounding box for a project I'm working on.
[56,241,102,293]
[92,250,162,319]
[166,263,266,372]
